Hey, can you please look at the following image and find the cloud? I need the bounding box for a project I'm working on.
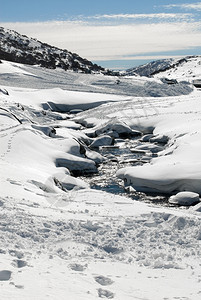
[117,55,184,61]
[164,2,201,11]
[88,13,192,21]
[1,19,201,62]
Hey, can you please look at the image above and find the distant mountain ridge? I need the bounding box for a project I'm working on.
[0,27,108,74]
[126,55,201,78]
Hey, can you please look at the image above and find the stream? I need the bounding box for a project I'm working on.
[80,137,170,206]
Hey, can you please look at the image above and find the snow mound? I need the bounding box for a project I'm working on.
[116,163,201,195]
[90,135,114,148]
[168,191,200,206]
[85,119,141,139]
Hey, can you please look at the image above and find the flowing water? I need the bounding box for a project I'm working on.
[81,138,169,206]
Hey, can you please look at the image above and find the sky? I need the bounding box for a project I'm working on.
[1,1,201,70]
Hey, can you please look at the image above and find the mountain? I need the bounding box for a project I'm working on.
[126,58,175,77]
[126,55,201,79]
[0,27,106,74]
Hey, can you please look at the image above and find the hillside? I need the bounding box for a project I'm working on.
[126,58,176,77]
[0,27,105,74]
[126,55,201,80]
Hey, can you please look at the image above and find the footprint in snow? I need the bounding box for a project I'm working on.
[69,263,86,272]
[12,259,27,268]
[94,275,114,286]
[0,270,12,281]
[97,288,114,299]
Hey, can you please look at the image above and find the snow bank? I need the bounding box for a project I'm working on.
[1,85,125,112]
[90,135,114,148]
[84,118,141,138]
[117,163,201,194]
[76,86,201,195]
[168,191,200,206]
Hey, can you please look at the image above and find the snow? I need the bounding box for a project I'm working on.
[0,60,34,76]
[127,55,201,83]
[0,26,103,74]
[1,59,201,300]
[168,192,200,206]
[153,56,201,82]
[90,135,114,148]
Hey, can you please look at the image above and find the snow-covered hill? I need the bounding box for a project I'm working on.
[127,55,201,81]
[154,55,201,81]
[1,49,201,299]
[126,58,176,77]
[0,27,106,74]
[0,60,193,97]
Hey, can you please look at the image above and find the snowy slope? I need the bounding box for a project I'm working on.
[1,60,201,300]
[0,27,105,74]
[126,57,176,76]
[0,60,194,97]
[77,87,201,195]
[127,55,201,82]
[154,56,201,81]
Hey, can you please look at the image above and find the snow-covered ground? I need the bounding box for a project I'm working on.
[0,60,201,300]
[0,60,193,96]
[126,55,201,82]
[153,56,201,82]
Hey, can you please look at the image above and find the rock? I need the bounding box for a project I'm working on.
[85,149,105,164]
[101,145,119,150]
[115,138,125,143]
[130,148,148,154]
[105,130,119,138]
[135,143,163,153]
[94,119,141,138]
[90,135,114,148]
[140,134,153,142]
[168,191,200,206]
[150,135,169,144]
[55,157,97,176]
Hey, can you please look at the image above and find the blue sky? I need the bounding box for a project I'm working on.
[1,1,201,69]
[1,1,189,21]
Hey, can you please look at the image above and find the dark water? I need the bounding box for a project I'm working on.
[81,138,169,206]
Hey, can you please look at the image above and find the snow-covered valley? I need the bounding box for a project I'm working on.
[1,60,201,300]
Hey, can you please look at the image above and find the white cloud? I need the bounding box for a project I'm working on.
[88,13,192,20]
[1,20,201,62]
[118,55,184,61]
[164,2,201,10]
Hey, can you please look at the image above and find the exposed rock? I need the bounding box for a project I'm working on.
[140,134,154,142]
[90,119,141,139]
[0,27,106,74]
[150,135,169,144]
